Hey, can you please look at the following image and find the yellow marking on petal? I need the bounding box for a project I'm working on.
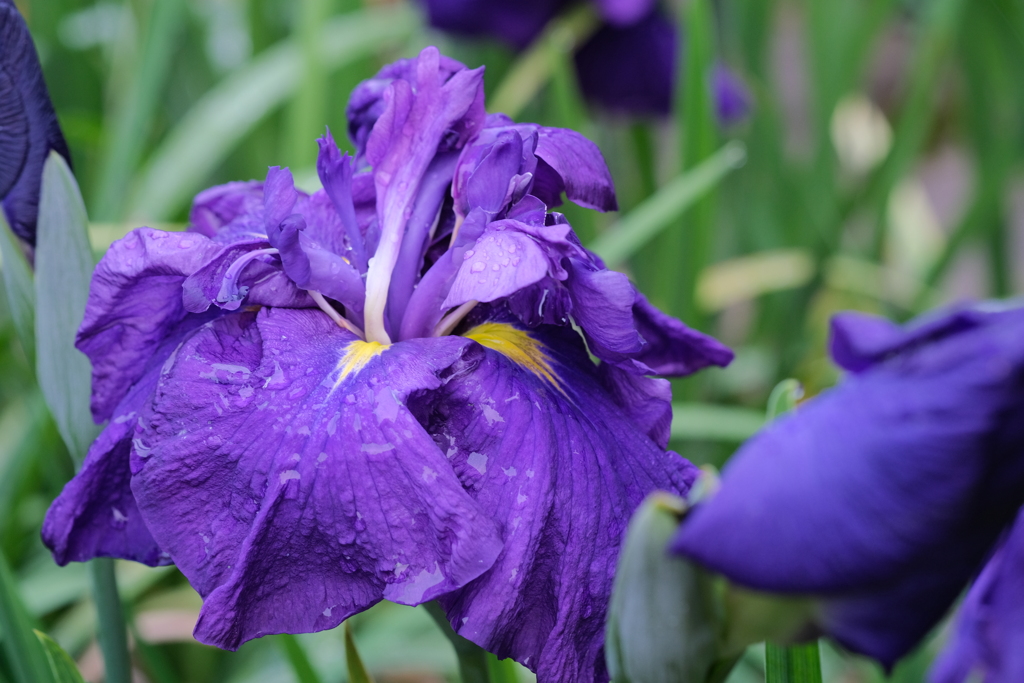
[464,323,562,391]
[337,340,388,381]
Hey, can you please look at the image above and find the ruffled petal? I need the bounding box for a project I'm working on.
[43,313,217,566]
[188,180,265,240]
[0,0,71,244]
[76,228,223,422]
[274,214,365,318]
[131,308,502,649]
[181,238,311,313]
[521,124,618,212]
[671,305,1024,667]
[412,319,698,682]
[631,293,734,375]
[930,511,1024,683]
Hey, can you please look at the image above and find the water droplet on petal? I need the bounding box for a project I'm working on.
[491,264,500,271]
[471,261,486,273]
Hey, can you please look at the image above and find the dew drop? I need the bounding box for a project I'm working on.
[470,261,486,273]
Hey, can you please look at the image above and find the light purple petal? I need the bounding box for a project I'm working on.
[566,258,643,361]
[131,308,502,649]
[514,124,618,212]
[416,321,698,681]
[274,214,365,319]
[316,132,367,271]
[77,228,223,422]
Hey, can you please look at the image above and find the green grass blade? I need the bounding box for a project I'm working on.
[0,551,55,683]
[34,631,85,683]
[488,5,599,119]
[0,211,35,364]
[34,152,100,465]
[278,633,324,683]
[128,6,416,222]
[344,624,374,683]
[92,0,186,220]
[765,642,823,683]
[286,0,330,168]
[589,142,746,269]
[670,403,765,442]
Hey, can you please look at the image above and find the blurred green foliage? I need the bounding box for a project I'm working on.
[2,0,1023,680]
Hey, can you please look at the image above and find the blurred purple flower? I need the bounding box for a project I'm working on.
[0,0,72,244]
[417,0,751,119]
[43,47,732,682]
[671,304,1024,674]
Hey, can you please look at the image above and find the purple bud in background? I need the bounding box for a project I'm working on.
[671,304,1024,672]
[0,0,72,244]
[415,0,753,121]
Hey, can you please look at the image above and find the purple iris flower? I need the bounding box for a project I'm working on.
[0,0,72,244]
[418,0,751,118]
[43,47,732,681]
[670,303,1024,675]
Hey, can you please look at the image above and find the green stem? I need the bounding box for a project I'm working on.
[90,559,132,683]
[425,602,490,683]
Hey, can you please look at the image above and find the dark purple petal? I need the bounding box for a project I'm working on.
[188,181,265,240]
[411,320,698,681]
[263,166,298,244]
[930,512,1024,683]
[77,228,223,422]
[522,125,618,212]
[597,362,673,449]
[671,305,1024,667]
[0,0,71,244]
[574,11,676,116]
[416,0,564,49]
[43,311,218,566]
[712,64,752,126]
[566,258,643,361]
[131,309,502,649]
[631,293,734,376]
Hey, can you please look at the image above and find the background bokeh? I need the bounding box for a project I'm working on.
[2,0,1023,680]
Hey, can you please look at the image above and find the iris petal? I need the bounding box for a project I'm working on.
[131,308,502,649]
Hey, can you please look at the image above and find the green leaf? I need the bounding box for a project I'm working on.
[765,642,823,683]
[766,379,803,422]
[34,152,100,465]
[128,6,416,222]
[344,623,375,683]
[35,631,86,683]
[0,210,35,364]
[92,0,187,220]
[0,550,55,683]
[588,142,746,270]
[670,403,765,442]
[278,633,324,683]
[605,493,721,683]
